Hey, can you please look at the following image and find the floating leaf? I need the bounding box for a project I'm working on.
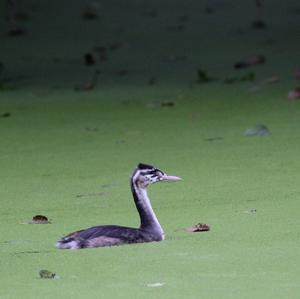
[30,215,50,224]
[84,53,96,66]
[186,223,210,233]
[244,124,271,136]
[197,69,217,83]
[148,77,157,85]
[146,282,165,288]
[0,112,11,118]
[234,55,266,69]
[161,101,175,107]
[82,10,98,20]
[243,208,257,214]
[204,137,223,142]
[251,19,266,29]
[76,192,107,198]
[7,27,25,37]
[39,270,56,279]
[82,3,101,20]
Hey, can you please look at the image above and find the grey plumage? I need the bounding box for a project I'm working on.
[56,163,181,249]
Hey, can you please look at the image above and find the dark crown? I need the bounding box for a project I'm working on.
[137,163,155,170]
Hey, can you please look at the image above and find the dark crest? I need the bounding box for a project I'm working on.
[137,163,164,175]
[137,163,155,170]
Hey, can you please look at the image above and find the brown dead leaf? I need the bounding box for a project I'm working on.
[30,215,50,224]
[185,223,210,233]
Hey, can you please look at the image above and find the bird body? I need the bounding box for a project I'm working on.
[56,163,181,249]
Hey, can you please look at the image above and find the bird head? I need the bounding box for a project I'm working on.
[132,163,181,188]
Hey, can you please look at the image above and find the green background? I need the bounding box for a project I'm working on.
[0,0,300,298]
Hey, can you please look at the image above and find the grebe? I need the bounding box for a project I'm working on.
[56,163,181,249]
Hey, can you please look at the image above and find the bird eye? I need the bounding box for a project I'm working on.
[156,170,164,176]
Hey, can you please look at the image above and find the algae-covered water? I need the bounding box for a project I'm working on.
[1,0,300,298]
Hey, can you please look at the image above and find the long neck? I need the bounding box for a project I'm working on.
[130,178,164,238]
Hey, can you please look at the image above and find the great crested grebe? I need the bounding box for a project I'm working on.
[56,163,181,249]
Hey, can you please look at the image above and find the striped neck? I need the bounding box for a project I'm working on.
[130,177,164,239]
